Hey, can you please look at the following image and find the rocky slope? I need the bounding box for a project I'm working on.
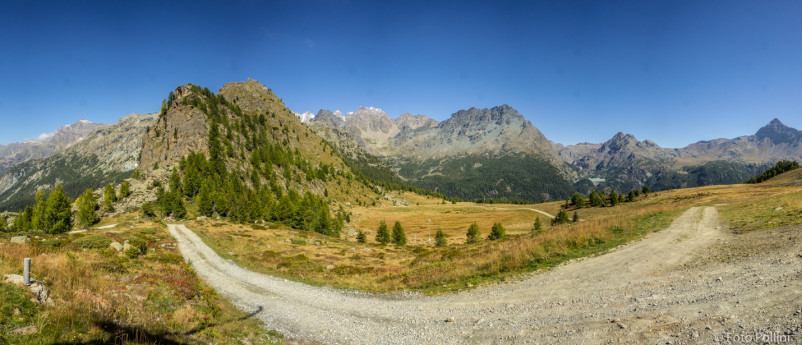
[0,120,104,174]
[0,113,158,211]
[556,119,802,192]
[306,105,576,201]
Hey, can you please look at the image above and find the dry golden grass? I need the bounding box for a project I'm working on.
[0,213,275,345]
[193,169,802,294]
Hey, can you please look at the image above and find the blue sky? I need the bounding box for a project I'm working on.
[1,0,801,148]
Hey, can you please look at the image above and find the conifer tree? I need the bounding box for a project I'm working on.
[435,228,447,247]
[392,221,407,245]
[169,168,182,195]
[356,230,367,243]
[552,209,571,225]
[31,189,46,231]
[466,222,481,244]
[198,182,215,217]
[103,183,115,212]
[571,192,585,207]
[44,183,72,234]
[589,191,603,207]
[532,217,542,232]
[375,220,391,244]
[0,216,6,232]
[572,211,579,222]
[76,189,98,229]
[488,222,506,240]
[119,181,131,198]
[609,190,619,206]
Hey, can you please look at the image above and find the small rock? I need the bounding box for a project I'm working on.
[326,265,335,270]
[705,325,712,330]
[361,248,372,253]
[196,216,208,221]
[13,307,20,315]
[284,239,291,243]
[617,323,627,329]
[11,236,30,244]
[110,241,123,252]
[11,325,38,335]
[691,331,699,338]
[445,317,455,323]
[123,243,133,251]
[310,240,321,246]
[716,277,723,282]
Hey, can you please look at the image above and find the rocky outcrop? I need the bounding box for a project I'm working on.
[139,86,210,173]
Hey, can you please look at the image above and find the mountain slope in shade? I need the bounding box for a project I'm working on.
[0,120,104,174]
[0,113,158,211]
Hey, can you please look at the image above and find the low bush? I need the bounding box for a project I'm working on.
[73,235,112,249]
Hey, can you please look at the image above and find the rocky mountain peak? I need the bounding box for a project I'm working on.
[755,118,800,145]
[312,109,344,127]
[602,132,638,152]
[447,104,524,126]
[218,78,288,116]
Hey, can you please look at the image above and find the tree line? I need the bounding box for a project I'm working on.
[745,160,799,184]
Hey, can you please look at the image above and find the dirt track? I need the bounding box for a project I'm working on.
[168,206,802,344]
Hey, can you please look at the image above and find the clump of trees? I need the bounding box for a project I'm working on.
[10,184,73,233]
[746,160,799,184]
[552,209,571,225]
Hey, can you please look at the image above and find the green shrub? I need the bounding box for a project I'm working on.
[290,238,307,245]
[73,235,112,249]
[138,228,157,234]
[38,238,65,248]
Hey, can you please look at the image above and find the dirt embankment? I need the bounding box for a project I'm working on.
[168,206,802,344]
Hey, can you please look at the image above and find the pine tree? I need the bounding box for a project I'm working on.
[198,182,215,217]
[552,209,571,225]
[0,216,7,231]
[532,217,542,232]
[435,228,447,247]
[31,189,46,231]
[392,221,407,245]
[466,222,481,244]
[572,211,579,222]
[119,181,131,198]
[571,192,585,208]
[172,194,187,219]
[589,191,603,207]
[356,230,367,243]
[375,220,391,244]
[488,222,506,240]
[641,185,650,195]
[103,183,115,212]
[76,189,98,229]
[44,183,72,234]
[609,190,618,206]
[627,190,637,202]
[169,168,182,195]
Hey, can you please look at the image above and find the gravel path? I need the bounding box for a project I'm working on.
[168,207,802,344]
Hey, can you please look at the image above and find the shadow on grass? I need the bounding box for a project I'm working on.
[51,306,264,345]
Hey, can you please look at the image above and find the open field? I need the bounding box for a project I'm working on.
[0,216,276,345]
[188,168,802,294]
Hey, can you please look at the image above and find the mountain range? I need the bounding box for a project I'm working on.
[300,106,801,200]
[0,79,799,211]
[0,120,103,175]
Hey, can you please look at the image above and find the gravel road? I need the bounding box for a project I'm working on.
[168,206,802,344]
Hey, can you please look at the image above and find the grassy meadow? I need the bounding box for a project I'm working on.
[188,168,802,294]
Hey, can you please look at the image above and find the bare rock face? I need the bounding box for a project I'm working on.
[139,86,210,174]
[219,78,290,116]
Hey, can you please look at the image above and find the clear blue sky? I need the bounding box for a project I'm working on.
[1,0,801,148]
